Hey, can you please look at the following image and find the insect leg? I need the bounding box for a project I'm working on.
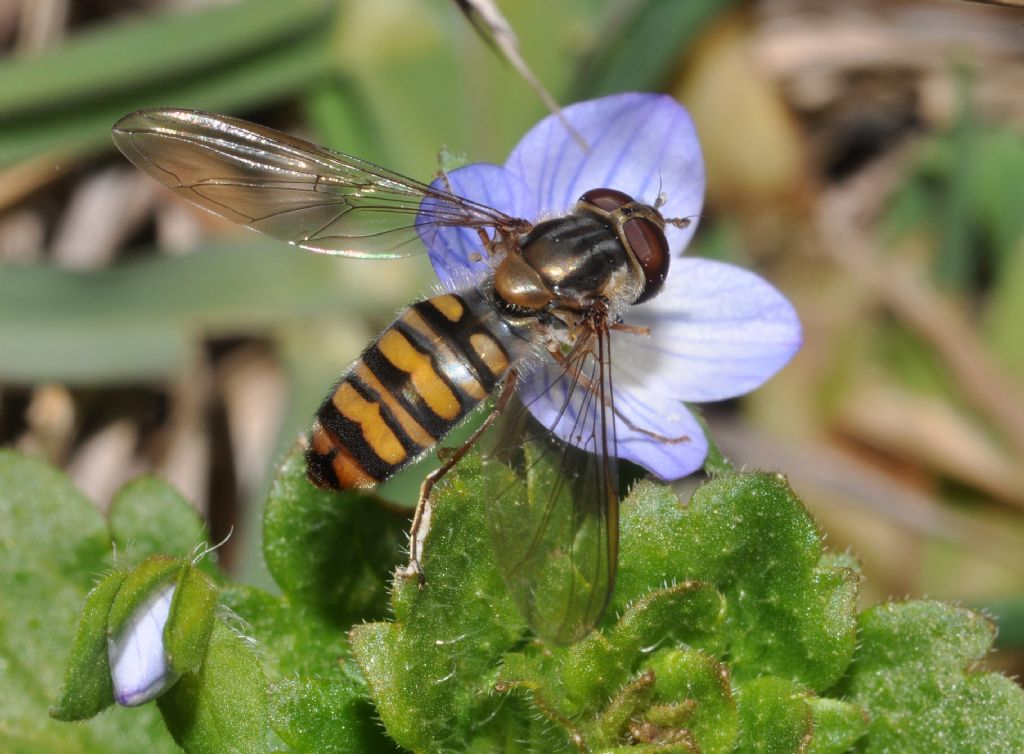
[404,369,520,586]
[609,321,650,337]
[611,405,690,444]
[547,345,689,445]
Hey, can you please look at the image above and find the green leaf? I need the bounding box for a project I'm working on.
[270,676,399,754]
[805,698,868,754]
[496,587,732,751]
[616,473,860,691]
[263,450,407,624]
[557,582,725,714]
[50,570,127,720]
[158,621,270,754]
[647,648,738,754]
[228,446,1024,752]
[0,451,175,752]
[220,585,351,679]
[345,460,865,751]
[109,476,208,565]
[842,601,1024,753]
[734,677,813,754]
[220,585,397,753]
[349,451,523,752]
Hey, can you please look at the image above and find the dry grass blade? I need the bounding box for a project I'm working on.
[452,0,589,150]
[959,0,1024,8]
[836,382,1024,509]
[0,153,74,212]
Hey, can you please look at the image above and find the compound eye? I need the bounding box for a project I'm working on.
[624,217,670,303]
[580,187,634,212]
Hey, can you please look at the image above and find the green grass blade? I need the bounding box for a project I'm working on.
[0,0,330,119]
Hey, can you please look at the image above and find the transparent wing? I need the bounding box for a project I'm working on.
[483,327,619,644]
[112,108,526,258]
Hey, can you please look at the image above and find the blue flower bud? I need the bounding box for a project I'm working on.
[108,582,180,706]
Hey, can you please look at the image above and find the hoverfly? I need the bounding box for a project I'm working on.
[112,108,690,643]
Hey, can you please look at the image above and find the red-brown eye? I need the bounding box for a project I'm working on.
[624,217,670,303]
[580,187,634,212]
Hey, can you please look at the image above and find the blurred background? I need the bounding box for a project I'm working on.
[0,0,1021,676]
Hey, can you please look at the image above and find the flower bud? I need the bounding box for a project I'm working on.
[108,582,180,706]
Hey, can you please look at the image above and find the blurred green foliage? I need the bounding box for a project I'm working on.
[0,0,333,165]
[884,71,1024,294]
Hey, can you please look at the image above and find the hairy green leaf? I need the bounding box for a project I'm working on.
[616,474,860,690]
[735,677,813,754]
[158,622,269,754]
[806,697,868,754]
[263,450,407,624]
[220,584,395,750]
[842,601,1024,753]
[350,451,523,752]
[270,676,399,754]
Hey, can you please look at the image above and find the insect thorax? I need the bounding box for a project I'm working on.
[494,212,642,316]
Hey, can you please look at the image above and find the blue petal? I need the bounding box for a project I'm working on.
[109,583,178,706]
[517,364,709,481]
[506,93,705,254]
[418,163,537,288]
[614,258,802,402]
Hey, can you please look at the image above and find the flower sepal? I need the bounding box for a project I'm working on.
[50,569,128,721]
[163,557,219,676]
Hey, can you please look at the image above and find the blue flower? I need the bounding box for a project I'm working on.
[422,93,801,480]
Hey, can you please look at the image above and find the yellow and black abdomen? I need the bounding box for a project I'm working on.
[306,291,518,489]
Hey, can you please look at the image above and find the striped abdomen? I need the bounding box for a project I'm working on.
[306,291,519,489]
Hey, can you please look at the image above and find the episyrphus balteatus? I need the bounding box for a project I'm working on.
[112,108,691,643]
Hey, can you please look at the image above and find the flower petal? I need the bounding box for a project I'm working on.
[108,583,178,706]
[505,93,704,254]
[614,258,802,402]
[518,365,709,481]
[419,163,538,288]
